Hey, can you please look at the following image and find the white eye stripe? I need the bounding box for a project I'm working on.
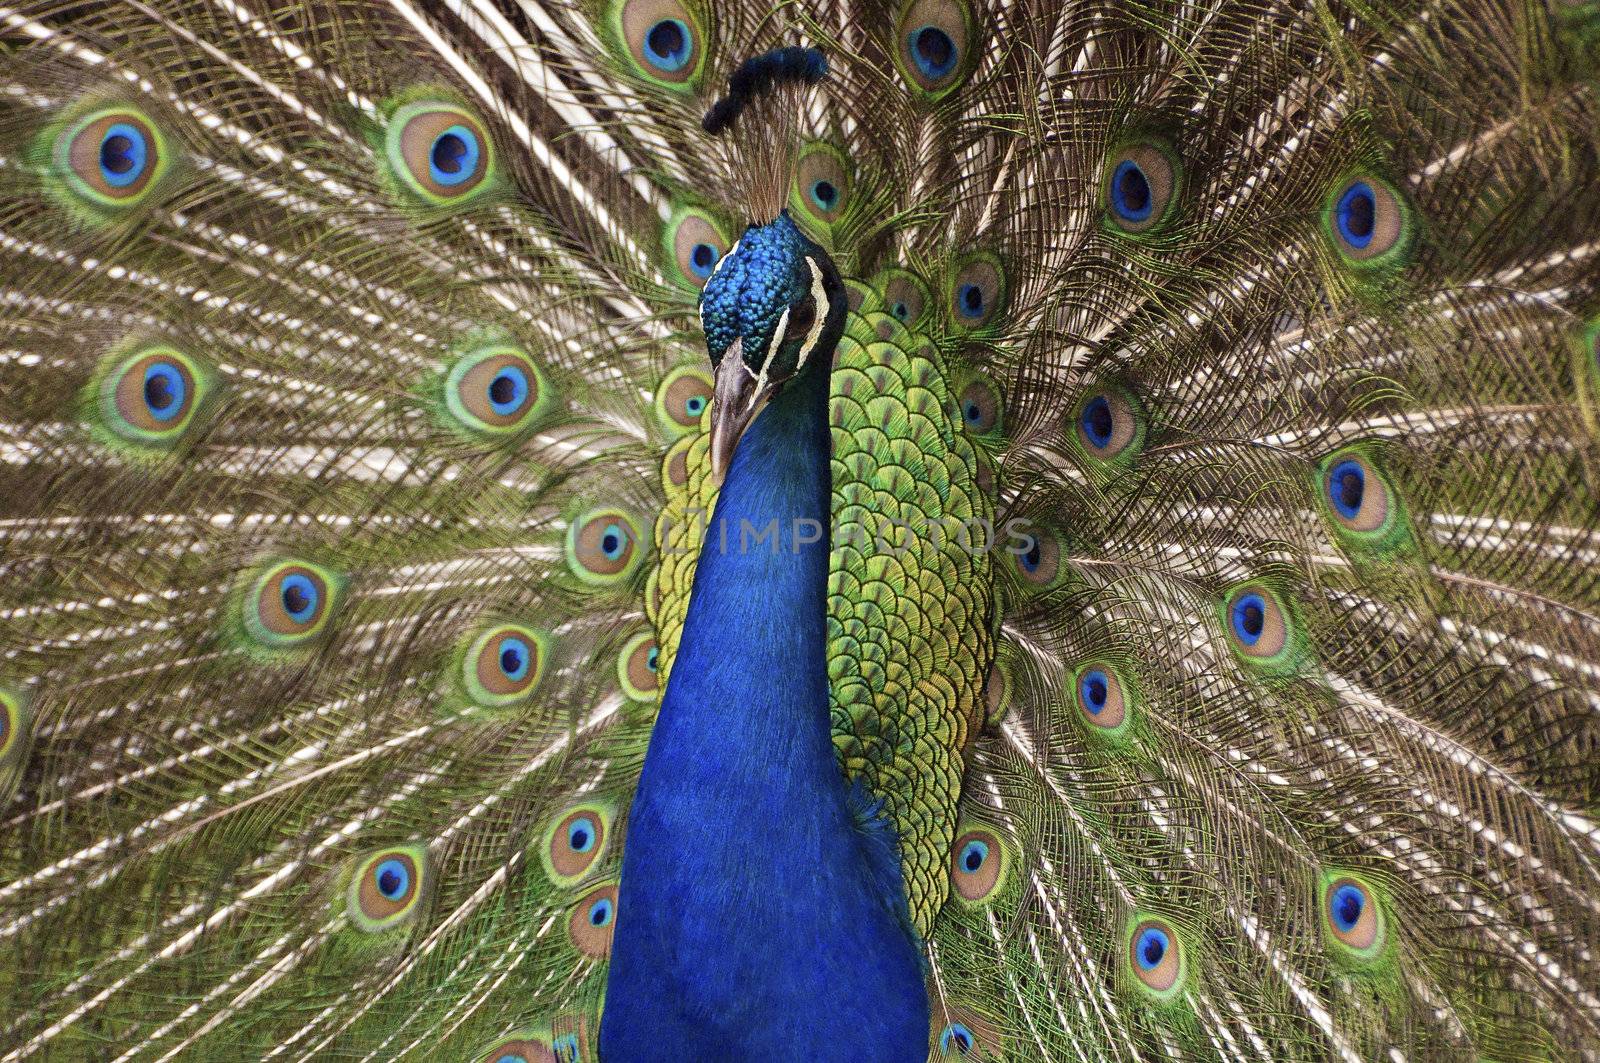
[793,256,828,374]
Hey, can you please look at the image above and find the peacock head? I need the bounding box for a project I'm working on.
[697,209,845,478]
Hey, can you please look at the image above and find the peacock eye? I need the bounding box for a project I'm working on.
[1103,143,1180,234]
[96,345,209,449]
[1009,525,1063,590]
[619,630,662,700]
[387,101,493,206]
[655,365,714,435]
[54,106,173,213]
[1075,665,1129,732]
[479,1040,544,1063]
[461,623,548,708]
[664,208,730,289]
[895,0,975,97]
[874,268,930,329]
[616,0,704,85]
[442,345,551,439]
[1320,450,1393,537]
[950,827,1006,902]
[1071,386,1143,463]
[938,1022,975,1055]
[243,560,342,650]
[0,689,28,767]
[947,254,1005,331]
[1222,584,1290,661]
[955,377,1002,435]
[567,883,619,957]
[1128,918,1183,995]
[346,847,427,932]
[543,803,614,884]
[1321,874,1385,957]
[567,509,645,586]
[793,143,852,226]
[1322,173,1411,267]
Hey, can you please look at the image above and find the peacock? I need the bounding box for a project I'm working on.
[2,0,1600,1058]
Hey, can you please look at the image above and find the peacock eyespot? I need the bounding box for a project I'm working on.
[53,106,174,213]
[950,827,1006,902]
[544,803,613,884]
[443,345,551,438]
[478,1039,552,1063]
[954,378,1002,436]
[948,254,1005,331]
[567,882,619,957]
[97,346,210,449]
[1128,918,1184,997]
[615,0,704,86]
[1103,143,1180,235]
[461,623,548,708]
[618,630,662,700]
[1319,449,1395,538]
[1010,525,1062,589]
[654,365,715,435]
[387,101,494,205]
[1222,584,1290,661]
[664,208,729,289]
[792,143,852,227]
[0,689,28,766]
[874,269,931,329]
[347,846,427,932]
[243,560,342,649]
[566,509,645,586]
[1072,387,1143,463]
[1074,663,1129,733]
[895,0,975,97]
[1321,173,1411,268]
[1321,874,1386,958]
[938,1022,975,1056]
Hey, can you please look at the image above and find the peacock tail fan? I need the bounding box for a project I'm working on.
[0,1,1597,1060]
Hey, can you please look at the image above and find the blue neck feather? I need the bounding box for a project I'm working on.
[601,358,929,1060]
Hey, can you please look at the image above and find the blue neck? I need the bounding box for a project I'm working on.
[601,362,929,1060]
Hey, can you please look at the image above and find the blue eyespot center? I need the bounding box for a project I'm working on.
[958,282,986,318]
[939,1023,975,1054]
[685,395,706,416]
[600,524,627,561]
[487,366,529,415]
[280,574,318,622]
[909,25,958,79]
[809,178,839,211]
[890,301,910,322]
[1081,670,1109,714]
[646,646,660,671]
[1136,927,1169,970]
[588,897,614,926]
[142,362,185,420]
[375,858,409,900]
[1111,160,1153,222]
[1328,459,1365,519]
[1231,593,1266,645]
[99,123,148,187]
[643,18,691,71]
[1336,182,1376,248]
[959,839,989,873]
[1082,396,1114,448]
[688,242,718,278]
[568,817,596,853]
[498,636,530,681]
[963,401,982,425]
[1019,538,1041,573]
[428,126,481,188]
[1330,883,1365,932]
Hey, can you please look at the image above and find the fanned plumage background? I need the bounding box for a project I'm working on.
[2,0,1599,1059]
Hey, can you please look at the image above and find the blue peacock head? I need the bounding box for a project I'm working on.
[698,209,844,476]
[695,47,844,477]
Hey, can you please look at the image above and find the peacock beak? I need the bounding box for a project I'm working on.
[709,338,777,481]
